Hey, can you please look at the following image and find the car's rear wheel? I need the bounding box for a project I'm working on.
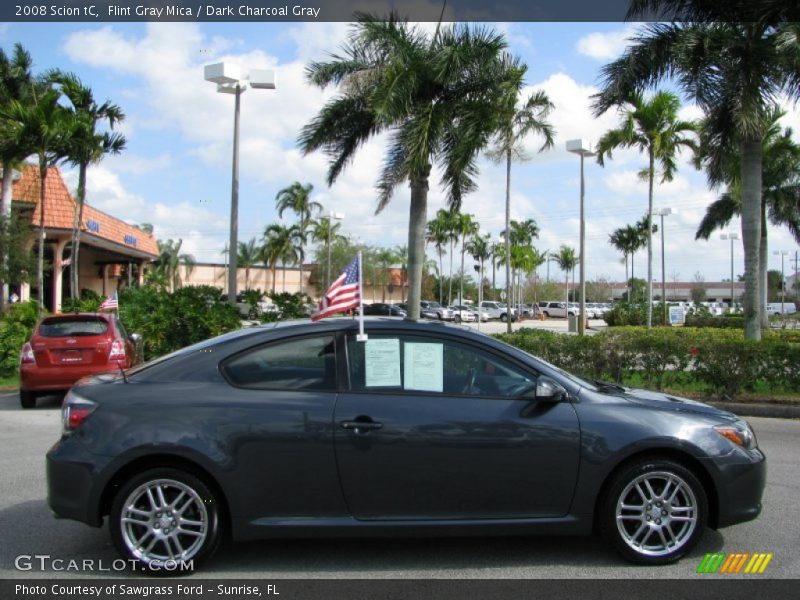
[500,313,508,322]
[110,468,222,574]
[454,314,461,323]
[19,390,36,409]
[600,458,707,564]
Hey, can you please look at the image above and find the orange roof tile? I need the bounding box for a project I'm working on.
[10,164,158,258]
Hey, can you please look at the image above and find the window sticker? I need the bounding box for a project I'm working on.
[404,342,443,392]
[364,338,401,387]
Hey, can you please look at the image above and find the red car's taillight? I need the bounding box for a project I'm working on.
[108,339,126,362]
[20,342,35,364]
[61,390,97,434]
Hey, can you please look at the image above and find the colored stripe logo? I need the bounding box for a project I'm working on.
[696,552,773,574]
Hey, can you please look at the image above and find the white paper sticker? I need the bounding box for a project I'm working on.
[364,338,401,387]
[404,342,443,392]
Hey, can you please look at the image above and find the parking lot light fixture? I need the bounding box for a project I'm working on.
[720,232,740,310]
[204,62,276,304]
[566,139,595,336]
[774,250,789,311]
[655,207,674,324]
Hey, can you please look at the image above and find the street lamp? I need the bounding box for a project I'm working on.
[566,139,595,336]
[654,207,674,324]
[720,232,740,310]
[774,250,789,312]
[325,211,344,288]
[204,62,276,304]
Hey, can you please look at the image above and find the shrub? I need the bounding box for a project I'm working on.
[0,301,41,377]
[269,292,314,319]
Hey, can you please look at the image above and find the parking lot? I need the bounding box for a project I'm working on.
[1,389,797,579]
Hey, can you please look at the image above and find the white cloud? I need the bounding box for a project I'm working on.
[576,27,636,61]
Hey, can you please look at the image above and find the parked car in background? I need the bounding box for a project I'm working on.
[362,303,408,317]
[538,301,578,318]
[231,293,278,319]
[515,304,539,318]
[420,301,455,321]
[448,305,477,323]
[47,318,765,572]
[766,302,797,316]
[479,301,517,322]
[452,303,490,322]
[19,313,142,409]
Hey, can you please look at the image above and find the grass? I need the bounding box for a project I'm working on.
[620,372,800,404]
[0,374,19,390]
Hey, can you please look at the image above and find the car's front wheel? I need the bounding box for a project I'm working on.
[19,390,36,409]
[500,313,508,322]
[600,458,707,565]
[110,468,222,574]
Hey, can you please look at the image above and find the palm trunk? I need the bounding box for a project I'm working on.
[625,253,630,301]
[759,201,769,328]
[505,150,512,333]
[631,253,635,300]
[448,239,454,306]
[564,271,569,309]
[298,216,304,298]
[459,237,465,305]
[37,160,47,313]
[741,138,762,341]
[282,264,286,293]
[406,166,430,321]
[646,150,655,328]
[271,264,277,295]
[438,252,443,305]
[0,167,13,314]
[70,163,87,300]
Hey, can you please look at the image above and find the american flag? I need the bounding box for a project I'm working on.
[99,291,118,311]
[311,255,360,321]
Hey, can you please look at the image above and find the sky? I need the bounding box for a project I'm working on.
[3,19,800,286]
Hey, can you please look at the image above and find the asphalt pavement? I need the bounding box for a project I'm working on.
[0,390,797,579]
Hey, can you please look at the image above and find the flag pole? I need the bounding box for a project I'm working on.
[356,250,368,342]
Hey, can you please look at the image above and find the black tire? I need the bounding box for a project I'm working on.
[110,468,222,575]
[500,313,508,322]
[247,308,258,320]
[454,314,461,324]
[599,458,707,565]
[19,390,36,409]
[543,311,550,318]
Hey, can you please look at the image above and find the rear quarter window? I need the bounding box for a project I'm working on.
[38,317,109,337]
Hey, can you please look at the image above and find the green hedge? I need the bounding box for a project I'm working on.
[0,301,40,377]
[496,326,800,399]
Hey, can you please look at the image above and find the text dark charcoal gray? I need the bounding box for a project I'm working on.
[6,0,637,23]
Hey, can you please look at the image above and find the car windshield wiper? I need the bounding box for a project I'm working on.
[592,379,627,393]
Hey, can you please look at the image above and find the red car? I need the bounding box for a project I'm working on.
[19,313,141,409]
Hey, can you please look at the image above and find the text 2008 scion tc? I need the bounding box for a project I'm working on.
[47,319,765,572]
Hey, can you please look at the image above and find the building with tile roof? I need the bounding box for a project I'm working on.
[7,163,158,312]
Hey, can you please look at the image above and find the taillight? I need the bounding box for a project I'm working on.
[61,391,97,434]
[109,339,126,362]
[20,342,35,364]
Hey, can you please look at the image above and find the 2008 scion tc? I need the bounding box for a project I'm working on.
[47,319,765,572]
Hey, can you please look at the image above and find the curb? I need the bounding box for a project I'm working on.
[707,401,800,420]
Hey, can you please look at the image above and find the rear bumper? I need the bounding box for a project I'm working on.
[20,364,117,392]
[46,438,110,527]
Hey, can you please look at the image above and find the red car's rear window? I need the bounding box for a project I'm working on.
[38,317,109,337]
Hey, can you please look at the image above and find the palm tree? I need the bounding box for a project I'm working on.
[49,72,126,301]
[486,71,554,332]
[426,212,450,306]
[505,218,540,310]
[594,90,696,327]
[237,238,261,291]
[609,224,640,300]
[374,247,399,302]
[0,43,36,313]
[554,245,577,309]
[263,223,300,294]
[155,239,195,292]
[395,244,408,301]
[311,216,343,287]
[3,86,71,311]
[695,110,800,325]
[466,233,491,310]
[454,212,478,305]
[298,13,518,320]
[275,181,321,296]
[593,1,799,339]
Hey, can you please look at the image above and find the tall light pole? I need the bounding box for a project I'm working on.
[325,211,344,288]
[655,207,674,325]
[774,250,789,312]
[566,139,595,336]
[204,62,276,304]
[720,232,740,310]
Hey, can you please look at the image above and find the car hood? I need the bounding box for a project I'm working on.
[621,388,738,421]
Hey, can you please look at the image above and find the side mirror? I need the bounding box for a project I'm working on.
[535,377,567,402]
[129,333,142,345]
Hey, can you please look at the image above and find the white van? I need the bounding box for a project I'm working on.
[766,302,797,316]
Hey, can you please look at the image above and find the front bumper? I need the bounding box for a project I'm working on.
[704,448,767,529]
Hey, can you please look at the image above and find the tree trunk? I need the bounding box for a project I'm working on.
[405,166,430,321]
[741,137,762,341]
[625,253,629,301]
[282,264,286,292]
[37,160,47,313]
[631,253,635,300]
[505,150,512,333]
[271,265,277,295]
[298,216,304,298]
[759,201,769,329]
[646,149,654,328]
[448,239,454,306]
[459,237,465,305]
[438,252,443,305]
[0,167,13,314]
[70,163,88,301]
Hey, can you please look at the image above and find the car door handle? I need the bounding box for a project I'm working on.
[340,419,383,432]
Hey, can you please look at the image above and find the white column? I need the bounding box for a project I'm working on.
[52,237,69,312]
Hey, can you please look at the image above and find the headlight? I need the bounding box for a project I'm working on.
[714,420,757,450]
